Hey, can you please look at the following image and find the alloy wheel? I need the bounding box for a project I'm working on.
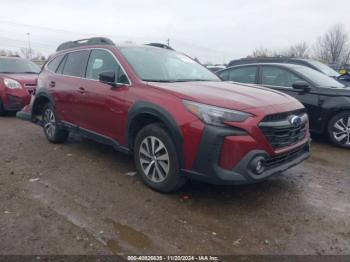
[43,109,56,139]
[332,116,350,146]
[139,136,170,183]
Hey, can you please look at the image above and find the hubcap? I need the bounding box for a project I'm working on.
[333,116,350,145]
[43,109,56,138]
[139,136,170,183]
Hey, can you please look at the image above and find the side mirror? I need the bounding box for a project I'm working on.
[99,71,116,86]
[292,81,311,92]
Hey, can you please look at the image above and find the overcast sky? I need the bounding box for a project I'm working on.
[0,0,349,63]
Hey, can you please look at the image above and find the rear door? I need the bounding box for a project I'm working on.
[258,65,321,129]
[52,50,90,125]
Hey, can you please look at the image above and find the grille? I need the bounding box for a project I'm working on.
[24,83,37,87]
[265,145,308,169]
[260,111,308,149]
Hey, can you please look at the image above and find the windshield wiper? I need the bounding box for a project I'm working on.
[172,79,215,82]
[18,71,39,74]
[143,79,175,83]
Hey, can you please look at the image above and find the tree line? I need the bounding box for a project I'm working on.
[250,24,349,66]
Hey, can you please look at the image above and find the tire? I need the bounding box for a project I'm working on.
[0,98,6,116]
[327,111,350,149]
[42,103,69,144]
[134,123,187,193]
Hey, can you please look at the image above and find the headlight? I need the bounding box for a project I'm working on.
[183,100,252,126]
[4,78,22,89]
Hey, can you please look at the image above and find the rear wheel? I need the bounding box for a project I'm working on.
[42,103,69,143]
[134,123,187,193]
[327,111,350,149]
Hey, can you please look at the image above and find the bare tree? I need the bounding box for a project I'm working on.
[314,24,349,64]
[249,47,273,58]
[285,42,309,58]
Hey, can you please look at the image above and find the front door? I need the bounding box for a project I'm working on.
[259,65,320,131]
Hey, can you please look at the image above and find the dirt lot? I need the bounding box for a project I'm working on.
[0,115,349,255]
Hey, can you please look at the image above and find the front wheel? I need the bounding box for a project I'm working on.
[327,111,350,149]
[134,123,187,193]
[42,103,69,143]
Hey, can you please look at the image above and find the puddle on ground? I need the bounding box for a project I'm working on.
[107,239,123,254]
[105,218,152,250]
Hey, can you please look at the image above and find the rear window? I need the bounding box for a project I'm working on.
[0,58,40,74]
[62,51,90,77]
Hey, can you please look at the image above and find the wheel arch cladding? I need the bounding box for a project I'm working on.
[127,101,185,168]
[33,91,54,115]
[322,97,350,126]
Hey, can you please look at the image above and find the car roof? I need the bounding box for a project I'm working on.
[223,63,307,70]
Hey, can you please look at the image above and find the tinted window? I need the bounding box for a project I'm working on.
[62,51,90,77]
[56,55,67,75]
[47,55,64,72]
[261,66,302,88]
[218,70,229,80]
[228,66,257,84]
[0,58,40,74]
[86,49,129,84]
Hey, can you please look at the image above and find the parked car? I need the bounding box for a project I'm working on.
[228,57,350,86]
[17,37,310,192]
[0,56,40,115]
[217,63,350,148]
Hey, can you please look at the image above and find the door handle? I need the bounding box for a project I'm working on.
[49,81,56,88]
[78,87,86,94]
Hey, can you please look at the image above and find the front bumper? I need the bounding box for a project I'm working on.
[182,125,310,185]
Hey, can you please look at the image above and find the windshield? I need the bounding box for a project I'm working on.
[294,66,345,88]
[120,47,220,82]
[0,58,41,74]
[308,60,340,77]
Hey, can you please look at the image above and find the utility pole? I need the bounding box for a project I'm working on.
[26,32,31,59]
[166,38,170,47]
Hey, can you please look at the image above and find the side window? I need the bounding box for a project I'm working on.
[261,66,303,88]
[86,49,129,84]
[56,55,67,75]
[218,70,229,80]
[47,55,64,72]
[228,67,257,84]
[62,50,90,77]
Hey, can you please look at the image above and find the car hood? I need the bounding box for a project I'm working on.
[148,81,299,111]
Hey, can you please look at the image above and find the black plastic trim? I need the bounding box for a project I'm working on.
[127,101,185,168]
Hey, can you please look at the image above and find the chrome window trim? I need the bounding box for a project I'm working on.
[45,47,132,86]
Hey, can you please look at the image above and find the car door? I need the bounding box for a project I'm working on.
[258,65,321,130]
[51,50,90,125]
[76,49,131,140]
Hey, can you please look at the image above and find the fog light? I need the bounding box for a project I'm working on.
[250,156,265,175]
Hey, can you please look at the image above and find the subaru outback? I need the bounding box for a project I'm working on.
[17,37,311,192]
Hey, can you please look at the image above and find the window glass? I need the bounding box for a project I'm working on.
[0,58,40,74]
[86,49,129,84]
[261,66,302,88]
[218,70,229,80]
[62,50,90,77]
[56,55,67,75]
[120,46,219,82]
[228,67,257,84]
[47,55,64,72]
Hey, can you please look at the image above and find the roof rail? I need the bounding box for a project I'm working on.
[56,37,115,52]
[146,43,175,51]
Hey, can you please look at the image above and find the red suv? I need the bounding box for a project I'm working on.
[0,56,40,115]
[18,38,310,192]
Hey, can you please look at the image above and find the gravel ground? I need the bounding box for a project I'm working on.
[0,115,349,255]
